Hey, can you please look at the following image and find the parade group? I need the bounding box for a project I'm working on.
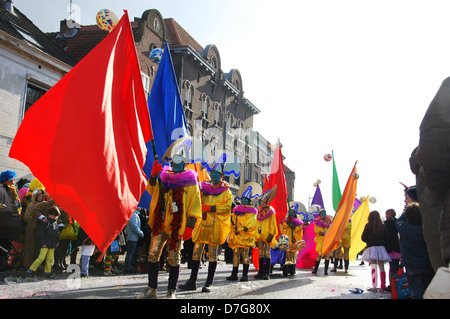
[0,139,419,299]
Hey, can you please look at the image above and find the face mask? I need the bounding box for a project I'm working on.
[241,198,250,205]
[210,170,222,183]
[171,155,186,173]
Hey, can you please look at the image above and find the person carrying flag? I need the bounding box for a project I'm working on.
[255,186,278,280]
[141,138,202,299]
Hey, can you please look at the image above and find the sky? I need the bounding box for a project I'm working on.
[12,0,450,218]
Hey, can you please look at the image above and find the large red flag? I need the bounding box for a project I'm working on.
[9,12,153,254]
[267,141,289,238]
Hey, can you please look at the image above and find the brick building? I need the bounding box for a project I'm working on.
[0,4,295,199]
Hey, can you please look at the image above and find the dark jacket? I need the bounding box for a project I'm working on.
[361,222,386,247]
[384,218,400,253]
[39,217,60,249]
[396,213,432,268]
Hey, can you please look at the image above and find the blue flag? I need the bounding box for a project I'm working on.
[138,43,190,209]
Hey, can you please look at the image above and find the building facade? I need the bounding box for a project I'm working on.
[1,4,295,199]
[0,0,75,179]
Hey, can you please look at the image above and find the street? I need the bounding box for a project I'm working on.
[0,254,390,301]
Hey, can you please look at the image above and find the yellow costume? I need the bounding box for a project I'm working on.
[255,205,278,279]
[144,164,202,299]
[192,182,232,246]
[280,212,304,276]
[179,155,239,293]
[312,211,332,275]
[227,182,261,282]
[228,206,257,249]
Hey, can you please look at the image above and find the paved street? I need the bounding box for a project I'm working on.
[0,254,390,301]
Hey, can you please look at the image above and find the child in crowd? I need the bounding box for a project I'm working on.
[27,206,61,278]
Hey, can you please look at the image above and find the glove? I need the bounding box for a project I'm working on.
[151,160,163,177]
[202,205,211,213]
[183,226,193,241]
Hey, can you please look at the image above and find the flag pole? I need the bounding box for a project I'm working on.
[151,133,166,217]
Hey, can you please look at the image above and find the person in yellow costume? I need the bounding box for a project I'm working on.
[227,182,261,282]
[255,186,278,280]
[179,162,233,293]
[280,202,304,276]
[330,219,352,273]
[141,151,202,299]
[312,209,333,275]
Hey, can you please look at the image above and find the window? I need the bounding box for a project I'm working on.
[10,22,42,49]
[24,83,47,116]
[141,73,150,98]
[201,94,210,118]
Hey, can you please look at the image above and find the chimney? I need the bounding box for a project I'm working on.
[5,0,15,14]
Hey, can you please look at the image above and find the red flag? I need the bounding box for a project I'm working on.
[9,12,153,254]
[267,141,289,238]
[262,174,270,193]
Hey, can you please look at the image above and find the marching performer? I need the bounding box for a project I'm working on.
[312,209,333,275]
[255,186,278,280]
[280,202,305,276]
[226,182,261,282]
[179,156,237,293]
[141,138,202,299]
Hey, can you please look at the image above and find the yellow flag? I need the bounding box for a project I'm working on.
[348,196,371,263]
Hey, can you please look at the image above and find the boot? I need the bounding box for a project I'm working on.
[179,260,200,291]
[312,260,320,274]
[168,265,180,291]
[324,259,330,275]
[147,261,159,290]
[226,266,238,281]
[255,258,265,279]
[140,287,158,299]
[262,258,271,280]
[344,260,349,273]
[202,261,217,292]
[289,264,296,276]
[330,258,338,272]
[240,263,249,281]
[282,265,289,276]
[338,259,343,269]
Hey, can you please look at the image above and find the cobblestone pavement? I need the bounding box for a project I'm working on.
[0,255,391,300]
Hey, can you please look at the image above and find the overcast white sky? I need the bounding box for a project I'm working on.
[12,0,450,217]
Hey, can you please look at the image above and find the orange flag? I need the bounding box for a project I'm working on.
[322,161,358,255]
[9,12,153,254]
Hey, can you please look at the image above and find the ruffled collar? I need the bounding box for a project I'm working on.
[201,181,229,195]
[284,215,303,226]
[160,166,198,189]
[233,205,257,216]
[257,205,275,221]
[313,217,331,228]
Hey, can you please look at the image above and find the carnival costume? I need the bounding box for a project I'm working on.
[331,219,351,273]
[255,186,278,280]
[179,162,233,293]
[280,202,304,276]
[227,182,261,282]
[312,209,333,275]
[142,149,202,299]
